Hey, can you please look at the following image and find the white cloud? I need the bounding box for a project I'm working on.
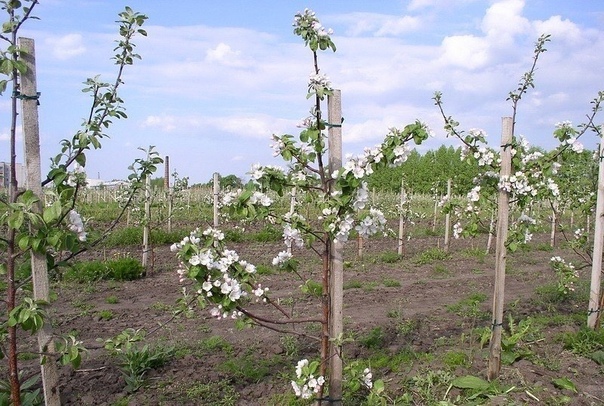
[141,113,293,140]
[44,33,86,60]
[205,42,243,66]
[337,13,422,36]
[533,16,582,44]
[481,0,530,42]
[439,35,489,69]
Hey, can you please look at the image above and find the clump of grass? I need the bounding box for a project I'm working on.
[359,327,385,349]
[105,295,119,304]
[383,278,401,287]
[432,264,451,277]
[98,310,114,321]
[560,328,604,357]
[182,379,239,405]
[250,224,281,243]
[64,257,144,282]
[413,248,450,265]
[343,280,363,290]
[301,280,322,297]
[380,252,401,263]
[442,350,469,368]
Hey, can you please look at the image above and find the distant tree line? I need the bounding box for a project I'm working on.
[367,145,597,197]
[367,145,479,195]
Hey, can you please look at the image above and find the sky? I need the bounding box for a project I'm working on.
[1,0,603,184]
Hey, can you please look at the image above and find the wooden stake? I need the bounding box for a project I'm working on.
[328,89,343,404]
[213,172,220,228]
[588,140,604,329]
[444,179,452,252]
[488,117,513,380]
[142,162,151,270]
[398,178,406,256]
[20,37,61,406]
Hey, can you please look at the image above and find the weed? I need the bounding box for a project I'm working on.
[219,349,277,383]
[65,257,144,282]
[411,369,455,403]
[224,227,245,243]
[301,279,322,297]
[98,310,114,321]
[103,329,175,393]
[413,248,450,265]
[462,247,487,262]
[150,301,173,312]
[182,379,239,405]
[387,309,400,318]
[442,350,469,368]
[105,295,119,304]
[560,327,604,357]
[397,319,419,337]
[198,335,233,355]
[383,278,401,287]
[255,264,274,275]
[536,242,554,251]
[432,264,451,277]
[251,224,281,242]
[446,292,487,319]
[359,327,385,349]
[280,335,299,358]
[380,252,401,263]
[71,299,95,316]
[362,281,379,292]
[343,280,363,290]
[120,344,174,392]
[0,373,41,406]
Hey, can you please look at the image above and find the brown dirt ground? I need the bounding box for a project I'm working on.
[8,223,604,405]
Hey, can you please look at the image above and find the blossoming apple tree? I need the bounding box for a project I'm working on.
[433,34,604,378]
[0,3,154,404]
[172,8,432,404]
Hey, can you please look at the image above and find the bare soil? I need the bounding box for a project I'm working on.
[11,225,604,405]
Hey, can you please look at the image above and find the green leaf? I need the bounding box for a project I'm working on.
[451,375,490,391]
[589,350,604,365]
[552,377,577,393]
[17,235,30,251]
[43,200,62,223]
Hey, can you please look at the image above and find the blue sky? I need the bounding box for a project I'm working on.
[1,0,603,184]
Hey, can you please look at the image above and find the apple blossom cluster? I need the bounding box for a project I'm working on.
[272,250,293,267]
[362,367,373,389]
[66,163,87,187]
[355,208,387,238]
[550,256,579,296]
[171,227,269,320]
[554,121,584,153]
[67,210,87,242]
[309,73,332,94]
[291,359,325,399]
[453,222,463,239]
[293,8,333,38]
[353,182,370,210]
[498,172,535,196]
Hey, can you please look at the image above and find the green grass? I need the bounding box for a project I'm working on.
[98,310,114,321]
[64,257,144,282]
[380,252,401,263]
[343,280,363,290]
[105,295,119,304]
[413,248,451,265]
[359,327,385,349]
[383,278,401,287]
